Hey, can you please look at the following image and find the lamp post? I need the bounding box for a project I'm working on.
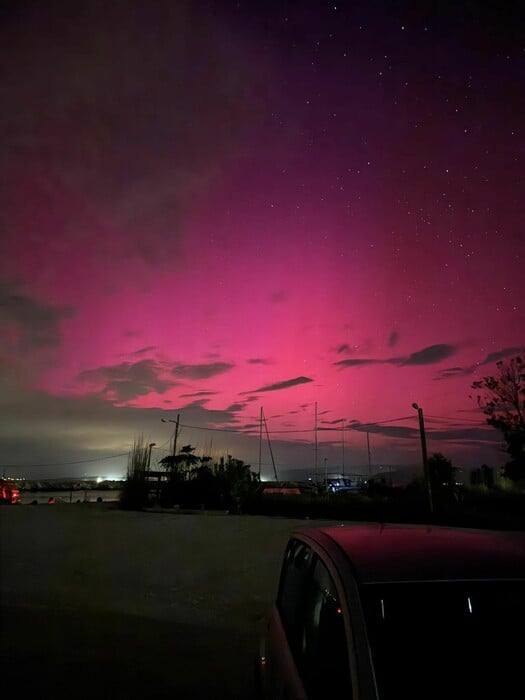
[412,403,433,513]
[161,414,180,462]
[146,443,156,473]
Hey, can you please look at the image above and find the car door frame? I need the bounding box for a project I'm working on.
[292,529,379,700]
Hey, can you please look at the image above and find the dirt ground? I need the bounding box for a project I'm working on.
[0,504,339,699]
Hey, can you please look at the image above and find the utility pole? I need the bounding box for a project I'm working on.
[366,432,372,476]
[161,414,180,471]
[412,403,433,514]
[146,442,156,474]
[172,414,180,461]
[314,402,318,483]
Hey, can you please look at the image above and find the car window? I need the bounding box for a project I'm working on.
[278,540,353,699]
[298,557,352,699]
[361,579,525,700]
[278,538,314,656]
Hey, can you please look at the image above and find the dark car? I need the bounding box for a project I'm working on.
[255,523,525,700]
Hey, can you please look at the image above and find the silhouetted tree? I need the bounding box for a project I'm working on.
[214,455,259,513]
[471,355,525,482]
[159,444,201,479]
[427,453,455,489]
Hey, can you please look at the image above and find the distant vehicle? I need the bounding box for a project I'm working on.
[322,476,362,493]
[313,474,363,493]
[255,523,525,700]
[0,479,21,505]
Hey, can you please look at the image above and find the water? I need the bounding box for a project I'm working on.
[19,489,122,505]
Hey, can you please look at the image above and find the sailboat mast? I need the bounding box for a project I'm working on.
[341,418,345,477]
[258,406,263,478]
[262,408,279,483]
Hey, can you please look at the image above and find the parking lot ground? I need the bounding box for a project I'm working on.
[0,504,340,699]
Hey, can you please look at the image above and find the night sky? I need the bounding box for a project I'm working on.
[1,1,523,480]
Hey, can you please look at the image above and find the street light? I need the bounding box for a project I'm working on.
[161,414,180,459]
[412,403,433,513]
[146,443,156,473]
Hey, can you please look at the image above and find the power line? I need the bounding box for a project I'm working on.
[318,415,415,430]
[426,414,485,425]
[173,414,417,437]
[2,451,130,469]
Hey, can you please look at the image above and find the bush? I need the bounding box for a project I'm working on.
[119,477,149,510]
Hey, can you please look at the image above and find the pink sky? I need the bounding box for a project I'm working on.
[1,1,523,479]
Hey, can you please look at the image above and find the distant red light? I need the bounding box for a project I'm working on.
[0,480,21,505]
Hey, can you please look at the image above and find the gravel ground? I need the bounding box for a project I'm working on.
[0,503,340,699]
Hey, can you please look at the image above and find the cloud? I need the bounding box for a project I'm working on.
[344,421,418,440]
[172,362,234,380]
[129,345,157,356]
[342,418,494,447]
[401,344,456,365]
[0,284,74,352]
[226,403,246,412]
[334,358,379,368]
[78,359,174,401]
[179,390,219,398]
[336,344,352,354]
[247,357,272,365]
[434,366,475,380]
[480,347,524,365]
[433,346,524,381]
[243,376,314,394]
[334,343,457,370]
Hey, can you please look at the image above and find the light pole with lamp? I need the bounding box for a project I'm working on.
[146,442,156,474]
[161,414,180,463]
[412,403,433,513]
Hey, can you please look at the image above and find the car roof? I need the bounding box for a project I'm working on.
[296,523,525,584]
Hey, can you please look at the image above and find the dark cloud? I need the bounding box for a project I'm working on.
[226,403,246,412]
[78,359,174,401]
[179,390,219,398]
[244,376,313,393]
[172,362,234,380]
[129,345,157,356]
[346,419,496,447]
[334,344,457,370]
[334,358,379,368]
[434,366,475,380]
[401,344,456,366]
[336,344,351,354]
[480,347,524,365]
[428,426,496,443]
[348,421,418,440]
[0,284,74,352]
[247,357,272,365]
[388,331,399,348]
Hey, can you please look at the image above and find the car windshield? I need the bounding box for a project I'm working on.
[360,579,524,700]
